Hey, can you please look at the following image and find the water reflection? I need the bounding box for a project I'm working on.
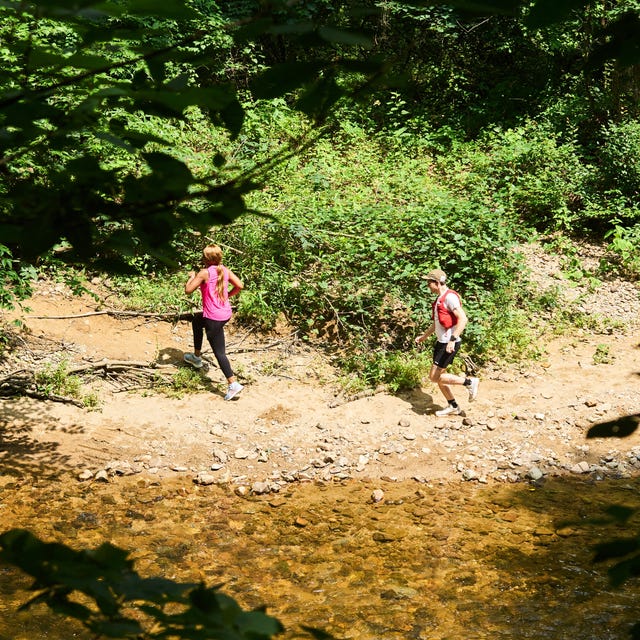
[1,475,639,639]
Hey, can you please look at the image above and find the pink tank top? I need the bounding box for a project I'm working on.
[200,265,232,321]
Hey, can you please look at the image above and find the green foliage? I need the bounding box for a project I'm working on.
[596,120,640,207]
[605,223,640,278]
[34,360,99,408]
[165,366,212,396]
[593,343,614,365]
[0,0,387,310]
[110,270,189,312]
[3,0,640,387]
[0,244,37,310]
[436,124,590,233]
[340,349,432,394]
[224,134,530,368]
[0,528,300,640]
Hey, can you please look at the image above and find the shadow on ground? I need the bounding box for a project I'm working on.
[0,400,75,479]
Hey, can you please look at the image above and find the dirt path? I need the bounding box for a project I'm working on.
[2,248,640,490]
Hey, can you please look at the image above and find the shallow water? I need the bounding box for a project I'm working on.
[1,474,640,640]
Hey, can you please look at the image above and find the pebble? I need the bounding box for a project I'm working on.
[193,473,216,486]
[251,481,271,495]
[527,467,544,481]
[571,461,591,474]
[212,448,229,463]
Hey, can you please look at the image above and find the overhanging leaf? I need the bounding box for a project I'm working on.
[318,26,373,48]
[117,0,197,20]
[250,61,326,99]
[525,0,589,28]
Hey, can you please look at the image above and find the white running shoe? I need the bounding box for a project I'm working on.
[183,353,203,369]
[435,405,461,417]
[468,377,479,402]
[224,381,244,401]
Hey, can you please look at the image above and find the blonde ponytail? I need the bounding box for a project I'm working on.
[215,264,225,300]
[202,245,227,301]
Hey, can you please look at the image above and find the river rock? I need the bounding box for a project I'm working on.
[94,469,109,482]
[527,466,544,481]
[212,448,229,463]
[571,461,591,474]
[461,469,478,481]
[251,481,271,494]
[373,526,406,542]
[193,473,216,485]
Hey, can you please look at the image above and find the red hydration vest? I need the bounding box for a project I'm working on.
[432,290,461,329]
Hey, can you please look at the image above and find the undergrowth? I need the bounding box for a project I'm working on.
[42,122,637,394]
[34,361,99,409]
[164,367,213,397]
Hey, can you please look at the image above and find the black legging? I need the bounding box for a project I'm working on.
[191,312,234,379]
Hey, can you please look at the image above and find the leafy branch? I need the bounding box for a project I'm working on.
[0,528,323,640]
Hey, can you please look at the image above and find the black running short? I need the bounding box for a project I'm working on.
[433,340,460,369]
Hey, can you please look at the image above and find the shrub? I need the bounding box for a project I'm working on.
[604,223,640,279]
[596,120,640,209]
[438,125,590,233]
[340,349,433,394]
[34,361,99,408]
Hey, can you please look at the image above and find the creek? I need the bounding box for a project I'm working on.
[1,474,639,640]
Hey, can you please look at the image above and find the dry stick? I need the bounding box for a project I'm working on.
[22,389,85,408]
[227,326,257,350]
[228,334,292,353]
[27,310,195,321]
[0,369,31,385]
[67,360,163,375]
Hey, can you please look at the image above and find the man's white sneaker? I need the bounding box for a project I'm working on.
[183,353,203,369]
[435,405,461,417]
[224,381,244,401]
[468,377,479,402]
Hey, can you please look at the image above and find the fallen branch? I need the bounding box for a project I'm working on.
[0,359,177,404]
[228,330,299,354]
[22,389,86,408]
[0,369,31,386]
[27,310,196,321]
[68,360,166,375]
[0,375,86,407]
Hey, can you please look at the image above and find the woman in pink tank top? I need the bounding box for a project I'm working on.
[183,245,244,401]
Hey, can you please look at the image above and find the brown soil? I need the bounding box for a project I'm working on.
[2,242,640,489]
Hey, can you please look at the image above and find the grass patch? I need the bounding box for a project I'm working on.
[34,361,100,409]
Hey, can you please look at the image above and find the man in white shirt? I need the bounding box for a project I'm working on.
[415,268,479,416]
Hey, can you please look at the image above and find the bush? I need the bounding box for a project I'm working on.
[596,120,640,209]
[34,361,99,408]
[605,223,640,279]
[340,349,433,394]
[437,125,590,233]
